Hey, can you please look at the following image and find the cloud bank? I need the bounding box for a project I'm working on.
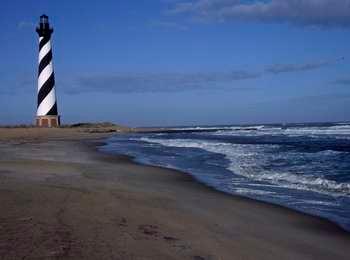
[265,59,342,74]
[3,60,341,95]
[167,0,350,28]
[333,77,350,85]
[65,57,342,94]
[68,71,260,94]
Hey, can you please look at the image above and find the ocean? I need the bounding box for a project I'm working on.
[100,122,350,231]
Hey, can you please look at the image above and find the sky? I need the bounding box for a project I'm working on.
[0,0,350,127]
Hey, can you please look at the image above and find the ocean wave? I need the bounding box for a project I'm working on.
[285,127,350,136]
[139,137,350,196]
[246,171,350,196]
[290,200,338,207]
[214,125,350,138]
[315,150,346,156]
[168,126,231,131]
[169,124,350,139]
[232,188,276,196]
[169,125,266,132]
[329,124,350,129]
[229,125,265,131]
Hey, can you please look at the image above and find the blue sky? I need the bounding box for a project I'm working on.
[0,0,349,126]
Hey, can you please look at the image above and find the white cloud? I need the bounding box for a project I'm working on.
[167,0,350,28]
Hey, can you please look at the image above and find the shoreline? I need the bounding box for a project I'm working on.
[1,128,350,259]
[96,139,350,235]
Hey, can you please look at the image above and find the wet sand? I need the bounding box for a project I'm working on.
[0,128,349,259]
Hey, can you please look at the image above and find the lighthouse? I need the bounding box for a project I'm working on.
[35,15,60,127]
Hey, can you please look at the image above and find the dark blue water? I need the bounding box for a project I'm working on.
[100,122,350,231]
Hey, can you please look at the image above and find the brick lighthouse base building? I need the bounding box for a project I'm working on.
[36,115,60,127]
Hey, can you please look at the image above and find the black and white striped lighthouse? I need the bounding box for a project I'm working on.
[35,15,60,127]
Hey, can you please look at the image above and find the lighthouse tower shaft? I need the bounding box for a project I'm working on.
[35,15,60,127]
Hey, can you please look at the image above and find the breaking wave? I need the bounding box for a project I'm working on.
[139,137,350,196]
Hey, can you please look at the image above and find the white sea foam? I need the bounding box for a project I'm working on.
[249,171,350,195]
[213,124,350,138]
[285,127,350,136]
[139,137,350,196]
[229,125,265,131]
[170,125,271,133]
[168,126,231,131]
[232,188,276,196]
[290,200,338,207]
[329,124,350,129]
[315,149,344,156]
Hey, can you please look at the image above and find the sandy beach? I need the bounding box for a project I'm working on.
[0,128,349,259]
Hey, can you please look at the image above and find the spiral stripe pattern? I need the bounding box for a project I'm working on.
[37,36,57,116]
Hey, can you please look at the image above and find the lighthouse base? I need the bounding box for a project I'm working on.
[36,115,61,128]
